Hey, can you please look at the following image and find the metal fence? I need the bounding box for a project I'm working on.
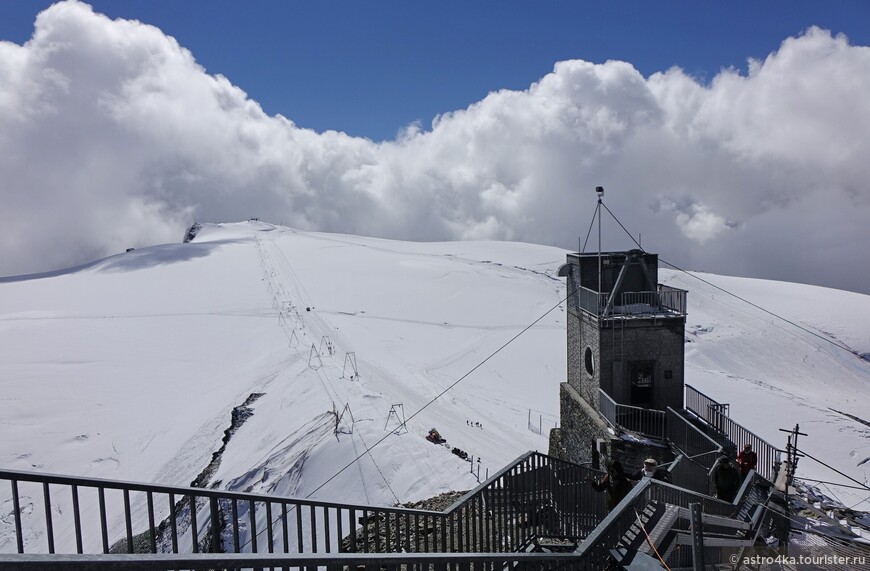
[599,389,666,441]
[0,455,777,570]
[576,286,607,316]
[617,287,686,317]
[684,385,782,482]
[0,476,776,571]
[657,284,688,315]
[0,452,606,560]
[574,284,686,319]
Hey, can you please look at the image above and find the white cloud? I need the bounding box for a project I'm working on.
[1,2,869,294]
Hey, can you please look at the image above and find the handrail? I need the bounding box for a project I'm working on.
[574,469,779,570]
[599,389,666,441]
[666,407,722,471]
[0,452,607,558]
[573,285,686,318]
[684,386,783,482]
[0,551,586,570]
[0,467,432,518]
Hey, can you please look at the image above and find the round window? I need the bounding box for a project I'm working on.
[584,347,595,376]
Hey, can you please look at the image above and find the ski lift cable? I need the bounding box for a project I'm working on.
[304,284,575,501]
[819,482,847,510]
[354,430,401,505]
[794,448,870,492]
[264,235,399,502]
[847,495,870,510]
[798,477,870,492]
[599,201,857,356]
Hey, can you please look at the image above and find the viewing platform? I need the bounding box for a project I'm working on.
[572,283,687,320]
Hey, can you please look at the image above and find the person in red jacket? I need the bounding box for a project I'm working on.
[736,443,758,478]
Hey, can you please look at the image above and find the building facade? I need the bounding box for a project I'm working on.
[551,249,687,469]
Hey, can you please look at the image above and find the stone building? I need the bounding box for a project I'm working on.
[550,248,688,471]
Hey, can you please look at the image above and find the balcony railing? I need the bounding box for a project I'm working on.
[573,285,686,318]
[598,389,666,441]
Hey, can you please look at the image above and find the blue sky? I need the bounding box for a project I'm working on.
[3,1,869,141]
[1,1,869,294]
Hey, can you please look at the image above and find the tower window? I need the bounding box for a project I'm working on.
[584,347,595,376]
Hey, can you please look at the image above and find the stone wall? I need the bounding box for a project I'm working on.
[551,382,676,475]
[552,382,611,466]
[567,309,602,408]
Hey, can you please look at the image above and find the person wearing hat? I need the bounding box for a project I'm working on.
[711,455,742,502]
[736,443,758,478]
[629,458,671,482]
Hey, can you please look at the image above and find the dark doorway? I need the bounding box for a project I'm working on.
[630,361,654,407]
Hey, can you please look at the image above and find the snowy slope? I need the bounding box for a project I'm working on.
[661,270,870,509]
[1,221,868,552]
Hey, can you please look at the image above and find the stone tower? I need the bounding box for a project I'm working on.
[551,247,687,468]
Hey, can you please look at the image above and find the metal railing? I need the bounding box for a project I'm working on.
[615,286,687,317]
[0,454,777,569]
[599,389,666,441]
[657,284,688,314]
[0,551,588,570]
[575,284,686,319]
[576,286,608,316]
[665,407,723,472]
[0,452,607,559]
[667,454,714,496]
[685,385,782,482]
[572,474,763,570]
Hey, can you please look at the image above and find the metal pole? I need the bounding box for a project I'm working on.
[597,190,602,296]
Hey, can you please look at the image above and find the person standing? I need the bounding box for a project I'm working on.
[711,455,742,502]
[736,443,758,478]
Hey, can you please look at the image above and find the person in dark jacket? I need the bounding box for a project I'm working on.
[629,458,672,483]
[711,455,742,502]
[590,460,634,511]
[736,443,758,478]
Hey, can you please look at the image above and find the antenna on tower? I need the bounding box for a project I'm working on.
[596,186,604,295]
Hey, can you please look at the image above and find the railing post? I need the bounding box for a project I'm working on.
[99,487,109,554]
[248,500,257,553]
[146,491,156,554]
[210,496,220,553]
[71,485,83,554]
[42,482,54,554]
[11,480,24,554]
[123,489,133,553]
[190,495,199,553]
[232,499,240,554]
[349,508,356,553]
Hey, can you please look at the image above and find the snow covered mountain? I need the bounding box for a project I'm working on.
[1,221,868,552]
